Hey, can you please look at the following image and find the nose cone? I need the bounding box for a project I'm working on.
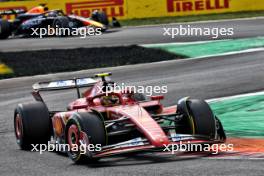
[118,105,170,147]
[151,135,170,147]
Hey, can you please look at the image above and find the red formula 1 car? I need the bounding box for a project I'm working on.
[14,73,226,163]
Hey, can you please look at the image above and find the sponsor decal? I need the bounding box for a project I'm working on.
[66,0,124,18]
[167,0,230,12]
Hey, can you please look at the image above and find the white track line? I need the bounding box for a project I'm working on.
[207,91,264,103]
[141,40,226,47]
[190,47,264,60]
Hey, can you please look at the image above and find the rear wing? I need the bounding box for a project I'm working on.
[32,77,98,91]
[32,77,99,103]
[0,9,26,17]
[32,73,112,101]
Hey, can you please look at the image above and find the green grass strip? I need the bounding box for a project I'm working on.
[210,95,264,138]
[145,37,264,58]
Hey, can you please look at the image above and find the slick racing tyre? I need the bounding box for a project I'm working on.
[176,98,216,139]
[65,112,106,164]
[0,19,12,39]
[52,16,71,36]
[14,102,52,150]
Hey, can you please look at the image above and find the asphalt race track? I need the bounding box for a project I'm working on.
[1,18,264,52]
[0,18,264,175]
[1,51,264,175]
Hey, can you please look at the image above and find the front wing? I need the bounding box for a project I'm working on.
[92,134,225,158]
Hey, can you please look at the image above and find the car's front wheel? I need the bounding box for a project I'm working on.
[176,98,217,139]
[65,112,106,163]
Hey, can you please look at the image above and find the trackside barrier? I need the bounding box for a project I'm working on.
[1,0,264,20]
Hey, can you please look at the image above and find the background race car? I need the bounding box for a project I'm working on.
[0,4,121,39]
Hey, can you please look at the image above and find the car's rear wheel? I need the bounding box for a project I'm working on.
[0,19,12,39]
[52,17,71,37]
[176,98,216,139]
[65,112,106,163]
[14,102,51,150]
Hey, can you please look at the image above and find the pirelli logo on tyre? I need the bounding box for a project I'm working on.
[65,0,125,18]
[167,0,230,12]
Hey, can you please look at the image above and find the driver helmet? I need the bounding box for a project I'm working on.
[101,95,120,106]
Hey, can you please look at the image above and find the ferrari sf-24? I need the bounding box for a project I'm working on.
[14,73,226,163]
